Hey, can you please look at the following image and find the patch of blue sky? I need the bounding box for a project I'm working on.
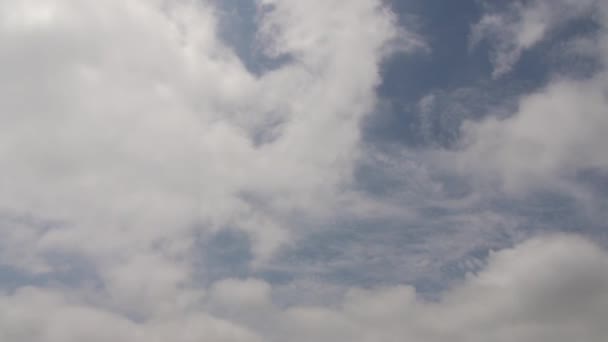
[369,0,603,150]
[214,0,292,76]
[193,229,253,285]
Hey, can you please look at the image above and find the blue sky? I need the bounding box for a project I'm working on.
[0,0,607,341]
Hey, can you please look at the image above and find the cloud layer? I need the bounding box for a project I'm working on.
[1,235,607,341]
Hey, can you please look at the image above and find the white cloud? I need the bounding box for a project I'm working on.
[0,0,401,264]
[0,235,607,341]
[0,0,419,325]
[0,286,264,342]
[457,75,608,192]
[455,0,608,194]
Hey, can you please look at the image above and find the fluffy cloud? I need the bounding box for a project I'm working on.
[0,0,409,310]
[0,235,606,341]
[455,0,608,195]
[0,1,430,334]
[458,75,608,192]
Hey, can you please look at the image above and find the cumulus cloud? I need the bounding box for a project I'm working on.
[0,0,408,298]
[459,76,608,191]
[455,0,608,195]
[0,0,430,327]
[0,235,607,341]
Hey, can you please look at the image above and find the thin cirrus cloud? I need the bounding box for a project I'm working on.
[0,0,607,341]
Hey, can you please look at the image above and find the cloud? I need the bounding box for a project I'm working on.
[0,286,264,342]
[454,0,608,195]
[471,0,598,77]
[0,235,607,341]
[0,0,605,340]
[459,76,608,191]
[0,0,408,273]
[0,0,425,327]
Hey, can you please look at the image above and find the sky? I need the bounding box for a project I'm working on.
[0,0,607,341]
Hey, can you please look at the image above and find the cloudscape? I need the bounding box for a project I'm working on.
[0,0,607,341]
